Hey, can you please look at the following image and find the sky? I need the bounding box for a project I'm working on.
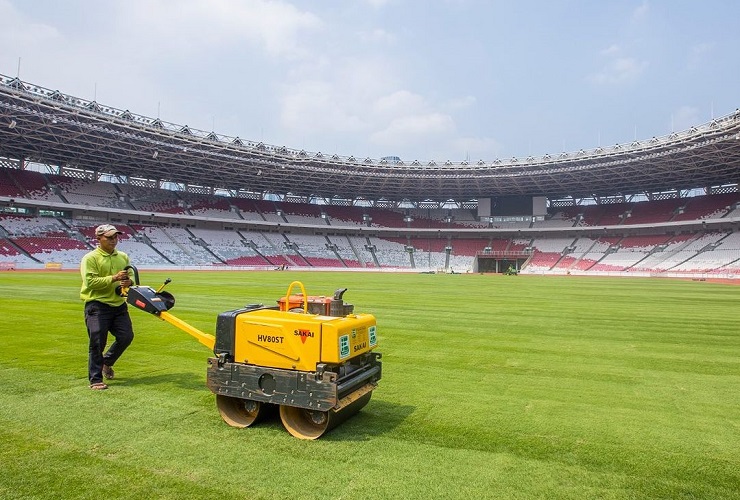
[1,0,738,163]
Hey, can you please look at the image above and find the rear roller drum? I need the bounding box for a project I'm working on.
[279,392,372,440]
[216,395,267,428]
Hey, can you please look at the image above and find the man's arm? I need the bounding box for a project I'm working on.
[81,255,128,290]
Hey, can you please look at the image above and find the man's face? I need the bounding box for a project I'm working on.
[98,233,118,253]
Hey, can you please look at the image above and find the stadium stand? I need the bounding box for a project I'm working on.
[1,164,739,277]
[2,74,739,277]
[672,192,740,221]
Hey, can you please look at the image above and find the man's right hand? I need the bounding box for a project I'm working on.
[113,271,129,282]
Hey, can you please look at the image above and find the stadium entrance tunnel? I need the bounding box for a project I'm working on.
[474,256,528,273]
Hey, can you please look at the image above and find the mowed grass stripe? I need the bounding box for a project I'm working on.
[0,271,738,499]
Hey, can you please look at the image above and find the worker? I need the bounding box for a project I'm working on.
[80,224,134,390]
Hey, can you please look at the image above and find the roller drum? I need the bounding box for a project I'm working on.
[216,395,271,428]
[279,391,372,440]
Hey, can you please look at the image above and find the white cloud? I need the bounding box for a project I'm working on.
[121,0,323,60]
[374,90,427,117]
[0,1,58,47]
[279,48,470,158]
[0,0,62,75]
[370,112,455,148]
[1,0,325,106]
[588,3,652,87]
[280,56,403,136]
[589,43,649,86]
[368,90,459,151]
[280,78,367,134]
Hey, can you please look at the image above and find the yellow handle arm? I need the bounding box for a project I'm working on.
[159,311,216,350]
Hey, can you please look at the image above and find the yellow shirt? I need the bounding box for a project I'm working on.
[79,246,130,306]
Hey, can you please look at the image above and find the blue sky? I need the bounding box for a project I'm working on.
[1,0,738,163]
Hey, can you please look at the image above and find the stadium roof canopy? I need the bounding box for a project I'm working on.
[1,74,739,203]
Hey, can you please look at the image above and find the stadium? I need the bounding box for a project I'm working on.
[1,73,740,276]
[1,73,740,500]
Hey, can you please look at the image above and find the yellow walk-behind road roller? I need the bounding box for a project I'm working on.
[121,268,381,439]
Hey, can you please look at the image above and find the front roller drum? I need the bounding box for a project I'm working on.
[216,394,269,428]
[279,391,372,440]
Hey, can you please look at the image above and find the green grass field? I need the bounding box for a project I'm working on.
[0,270,738,499]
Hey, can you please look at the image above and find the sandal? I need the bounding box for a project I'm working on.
[90,382,108,390]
